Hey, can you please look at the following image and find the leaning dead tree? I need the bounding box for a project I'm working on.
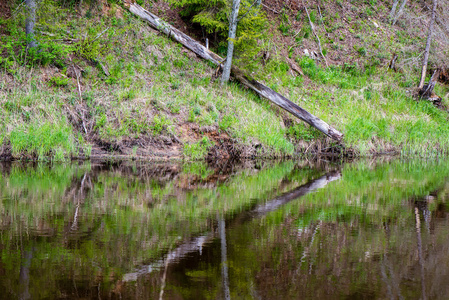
[124,2,343,142]
[419,0,438,89]
[390,0,408,25]
[302,1,328,67]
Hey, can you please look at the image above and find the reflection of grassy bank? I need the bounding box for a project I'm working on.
[0,160,322,297]
[2,159,449,298]
[150,159,449,299]
[222,159,449,299]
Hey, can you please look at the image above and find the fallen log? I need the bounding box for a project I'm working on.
[124,1,343,142]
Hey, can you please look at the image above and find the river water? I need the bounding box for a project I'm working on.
[0,158,449,299]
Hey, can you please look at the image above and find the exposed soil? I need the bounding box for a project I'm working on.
[0,144,12,161]
[0,0,10,20]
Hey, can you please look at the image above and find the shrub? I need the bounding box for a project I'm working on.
[167,0,268,71]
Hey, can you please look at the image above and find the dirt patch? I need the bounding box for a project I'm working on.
[0,144,12,161]
[145,1,201,40]
[0,0,11,20]
[437,66,449,85]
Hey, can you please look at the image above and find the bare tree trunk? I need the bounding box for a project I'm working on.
[423,3,449,40]
[419,68,441,101]
[25,0,37,49]
[389,53,399,71]
[221,0,241,84]
[390,0,400,19]
[419,0,438,89]
[392,0,408,25]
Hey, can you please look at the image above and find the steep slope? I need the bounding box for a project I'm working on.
[1,0,449,161]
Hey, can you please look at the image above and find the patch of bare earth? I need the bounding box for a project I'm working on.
[0,0,10,20]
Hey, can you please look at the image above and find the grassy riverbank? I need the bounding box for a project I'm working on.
[1,0,449,161]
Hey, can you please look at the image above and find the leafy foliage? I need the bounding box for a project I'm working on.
[168,0,268,71]
[0,18,72,69]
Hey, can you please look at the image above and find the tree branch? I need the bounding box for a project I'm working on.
[237,0,261,22]
[302,1,328,67]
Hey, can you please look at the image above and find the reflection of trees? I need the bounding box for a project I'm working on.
[415,206,427,300]
[3,159,449,299]
[249,192,449,299]
[120,170,341,299]
[124,165,449,299]
[0,160,313,299]
[18,249,33,300]
[219,216,231,300]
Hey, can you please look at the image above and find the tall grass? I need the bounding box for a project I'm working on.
[262,57,449,156]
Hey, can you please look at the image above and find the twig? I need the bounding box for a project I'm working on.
[292,28,302,39]
[317,4,323,21]
[73,65,83,103]
[12,0,26,16]
[401,50,424,66]
[392,0,408,25]
[93,27,110,41]
[12,0,45,17]
[262,3,280,14]
[70,59,88,135]
[237,0,261,22]
[302,1,328,67]
[91,59,110,77]
[288,59,304,76]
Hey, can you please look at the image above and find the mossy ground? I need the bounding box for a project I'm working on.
[0,0,449,161]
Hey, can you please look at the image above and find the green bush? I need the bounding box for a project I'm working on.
[49,75,70,87]
[168,0,268,71]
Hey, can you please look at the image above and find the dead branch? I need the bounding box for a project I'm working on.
[419,0,438,89]
[302,1,328,67]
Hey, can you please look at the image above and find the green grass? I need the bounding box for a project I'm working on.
[183,136,214,160]
[1,0,449,159]
[10,120,75,160]
[259,56,449,156]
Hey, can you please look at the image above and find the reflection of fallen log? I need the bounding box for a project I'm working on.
[122,234,213,282]
[251,171,341,216]
[122,170,341,281]
[124,2,343,142]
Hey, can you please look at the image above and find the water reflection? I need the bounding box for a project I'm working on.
[1,159,449,299]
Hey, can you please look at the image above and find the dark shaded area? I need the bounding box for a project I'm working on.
[0,144,12,161]
[0,0,10,20]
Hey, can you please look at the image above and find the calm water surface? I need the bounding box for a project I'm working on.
[1,159,449,299]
